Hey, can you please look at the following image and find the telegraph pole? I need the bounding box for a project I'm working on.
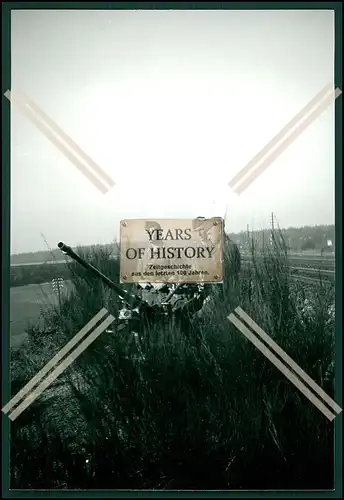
[270,212,275,247]
[270,212,275,231]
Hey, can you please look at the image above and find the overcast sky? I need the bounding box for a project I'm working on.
[11,9,335,254]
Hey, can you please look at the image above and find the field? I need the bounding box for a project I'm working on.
[10,281,74,347]
[8,238,337,490]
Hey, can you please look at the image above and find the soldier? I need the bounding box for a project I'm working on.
[192,216,222,248]
[189,216,223,283]
[219,228,241,309]
[191,216,241,277]
[223,233,241,277]
[193,218,241,320]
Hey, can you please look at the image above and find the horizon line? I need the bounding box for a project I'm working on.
[10,222,335,257]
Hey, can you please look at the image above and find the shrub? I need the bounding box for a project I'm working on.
[9,236,335,489]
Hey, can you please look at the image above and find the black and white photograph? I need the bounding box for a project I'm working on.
[4,5,341,492]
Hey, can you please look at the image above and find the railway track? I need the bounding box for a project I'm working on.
[241,272,334,285]
[241,260,335,285]
[241,254,334,266]
[289,274,334,285]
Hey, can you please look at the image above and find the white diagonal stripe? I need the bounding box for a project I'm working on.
[228,313,337,421]
[2,308,109,414]
[5,89,115,194]
[8,313,115,421]
[228,83,332,189]
[11,88,115,189]
[228,84,342,195]
[235,306,342,415]
[233,87,341,195]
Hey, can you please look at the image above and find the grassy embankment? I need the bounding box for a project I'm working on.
[9,234,335,489]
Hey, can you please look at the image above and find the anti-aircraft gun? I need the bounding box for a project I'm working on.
[57,242,213,339]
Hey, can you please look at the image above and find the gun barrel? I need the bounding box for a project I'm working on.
[57,242,138,303]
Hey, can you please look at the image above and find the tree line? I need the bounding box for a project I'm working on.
[10,224,335,265]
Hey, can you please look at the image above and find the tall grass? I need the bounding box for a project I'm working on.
[9,235,335,490]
